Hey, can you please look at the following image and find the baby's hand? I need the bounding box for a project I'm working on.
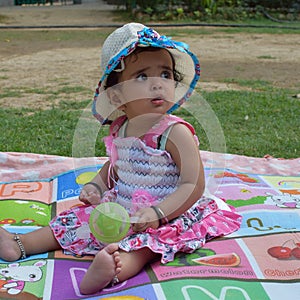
[132,207,159,232]
[79,186,101,205]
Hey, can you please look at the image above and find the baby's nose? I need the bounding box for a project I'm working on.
[150,77,163,90]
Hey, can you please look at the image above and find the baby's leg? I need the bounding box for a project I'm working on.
[80,243,121,295]
[0,226,60,261]
[80,245,158,295]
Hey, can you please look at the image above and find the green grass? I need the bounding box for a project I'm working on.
[197,89,299,158]
[154,26,300,36]
[0,30,111,57]
[0,86,298,159]
[0,24,299,50]
[0,103,108,157]
[0,30,111,45]
[222,79,274,91]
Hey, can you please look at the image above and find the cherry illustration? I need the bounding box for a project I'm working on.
[268,240,300,260]
[291,245,300,259]
[267,246,291,259]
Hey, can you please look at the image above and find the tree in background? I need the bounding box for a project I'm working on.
[120,0,299,21]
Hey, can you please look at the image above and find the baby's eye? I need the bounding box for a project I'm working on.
[161,71,172,79]
[136,73,147,81]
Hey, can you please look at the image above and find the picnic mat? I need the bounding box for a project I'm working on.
[0,151,299,300]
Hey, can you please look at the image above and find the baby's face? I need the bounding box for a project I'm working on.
[115,48,176,119]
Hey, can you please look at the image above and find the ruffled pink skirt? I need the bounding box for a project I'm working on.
[50,197,241,263]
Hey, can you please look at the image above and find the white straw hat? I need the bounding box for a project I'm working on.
[92,22,200,124]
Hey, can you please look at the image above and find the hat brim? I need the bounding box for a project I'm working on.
[93,27,200,124]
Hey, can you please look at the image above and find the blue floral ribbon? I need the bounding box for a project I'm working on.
[137,27,189,52]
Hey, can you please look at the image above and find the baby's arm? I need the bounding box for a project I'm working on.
[133,123,205,231]
[79,160,111,205]
[160,123,205,219]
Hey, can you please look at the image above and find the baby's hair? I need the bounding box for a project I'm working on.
[105,47,183,90]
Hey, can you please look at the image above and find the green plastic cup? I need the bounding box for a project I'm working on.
[89,202,130,243]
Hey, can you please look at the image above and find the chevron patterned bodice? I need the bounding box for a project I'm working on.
[113,136,179,212]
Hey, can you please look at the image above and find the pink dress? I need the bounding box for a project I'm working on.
[50,115,242,263]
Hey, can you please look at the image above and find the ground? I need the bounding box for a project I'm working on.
[0,3,299,109]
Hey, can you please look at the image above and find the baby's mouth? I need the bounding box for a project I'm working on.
[151,97,165,105]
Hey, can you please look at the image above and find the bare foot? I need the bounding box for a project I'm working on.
[0,227,22,261]
[79,243,122,295]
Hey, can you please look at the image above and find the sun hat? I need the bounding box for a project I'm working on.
[92,22,200,125]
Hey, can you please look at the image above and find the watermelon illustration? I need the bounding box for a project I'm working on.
[192,252,241,267]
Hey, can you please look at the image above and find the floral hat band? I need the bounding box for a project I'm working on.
[92,23,200,125]
[137,27,190,52]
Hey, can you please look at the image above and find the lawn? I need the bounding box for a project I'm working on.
[0,85,298,159]
[0,25,299,159]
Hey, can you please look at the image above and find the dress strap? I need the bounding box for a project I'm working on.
[157,126,173,150]
[144,115,198,149]
[107,114,199,149]
[109,115,128,138]
[117,119,128,138]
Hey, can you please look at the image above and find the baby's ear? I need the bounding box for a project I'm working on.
[107,88,124,109]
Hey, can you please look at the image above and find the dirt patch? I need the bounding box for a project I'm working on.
[0,4,299,109]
